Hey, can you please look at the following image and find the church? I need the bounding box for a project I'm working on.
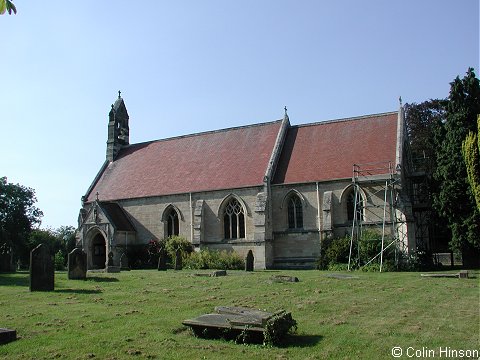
[76,93,415,270]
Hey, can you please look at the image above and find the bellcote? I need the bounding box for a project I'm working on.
[107,91,130,162]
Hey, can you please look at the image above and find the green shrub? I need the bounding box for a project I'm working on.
[318,230,399,270]
[165,236,193,259]
[54,250,65,271]
[184,249,244,270]
[125,236,193,269]
[317,235,352,270]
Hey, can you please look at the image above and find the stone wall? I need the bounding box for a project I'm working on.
[78,177,412,270]
[269,178,407,268]
[119,187,264,245]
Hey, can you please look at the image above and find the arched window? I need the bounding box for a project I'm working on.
[223,198,245,239]
[347,189,364,222]
[287,194,303,229]
[166,208,179,237]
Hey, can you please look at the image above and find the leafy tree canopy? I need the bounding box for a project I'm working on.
[404,99,447,161]
[462,115,480,212]
[0,177,43,260]
[433,68,480,267]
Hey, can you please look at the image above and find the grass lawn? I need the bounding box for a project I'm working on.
[0,269,478,359]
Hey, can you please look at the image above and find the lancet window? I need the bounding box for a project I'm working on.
[166,208,179,237]
[223,198,245,239]
[287,194,304,229]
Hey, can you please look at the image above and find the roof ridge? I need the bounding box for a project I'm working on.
[292,111,398,128]
[128,119,284,148]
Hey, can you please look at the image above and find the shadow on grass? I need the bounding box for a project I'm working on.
[187,326,322,347]
[55,288,102,294]
[85,276,119,283]
[280,334,323,348]
[0,272,29,287]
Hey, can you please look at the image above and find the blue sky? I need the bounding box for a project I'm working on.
[1,0,478,229]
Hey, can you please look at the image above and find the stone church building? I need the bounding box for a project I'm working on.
[77,94,415,270]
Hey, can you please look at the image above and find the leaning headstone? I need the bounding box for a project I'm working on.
[30,244,54,291]
[174,249,182,270]
[0,328,16,345]
[68,248,87,280]
[157,249,167,271]
[245,250,254,272]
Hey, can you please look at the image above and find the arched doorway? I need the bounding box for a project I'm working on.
[91,233,106,269]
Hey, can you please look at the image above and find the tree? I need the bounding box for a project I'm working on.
[28,228,72,270]
[27,228,59,255]
[433,68,480,267]
[0,177,43,265]
[462,115,480,211]
[404,99,447,161]
[0,0,17,15]
[404,100,451,254]
[55,225,77,256]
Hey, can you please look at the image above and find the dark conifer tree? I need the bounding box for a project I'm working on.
[433,68,480,267]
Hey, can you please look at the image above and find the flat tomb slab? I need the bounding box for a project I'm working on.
[325,273,359,279]
[0,328,16,345]
[183,313,264,332]
[183,306,297,345]
[421,273,461,278]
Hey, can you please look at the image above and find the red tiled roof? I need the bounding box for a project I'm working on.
[272,112,398,184]
[86,121,283,202]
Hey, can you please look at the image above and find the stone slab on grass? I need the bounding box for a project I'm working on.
[325,273,359,279]
[183,306,297,345]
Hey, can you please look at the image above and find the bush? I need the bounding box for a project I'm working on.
[318,229,398,270]
[165,236,193,260]
[54,250,65,271]
[184,249,244,270]
[318,235,351,270]
[395,248,443,271]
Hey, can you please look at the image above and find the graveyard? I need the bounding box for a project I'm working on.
[0,268,478,359]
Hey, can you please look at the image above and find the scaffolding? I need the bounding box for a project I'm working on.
[347,161,408,272]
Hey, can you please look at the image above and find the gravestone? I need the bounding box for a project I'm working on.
[68,248,87,280]
[30,244,54,291]
[107,251,114,266]
[174,249,182,270]
[245,250,254,272]
[120,253,130,270]
[0,247,14,272]
[157,249,167,271]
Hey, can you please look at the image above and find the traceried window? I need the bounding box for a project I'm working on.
[223,198,245,239]
[166,208,179,237]
[347,190,364,222]
[287,194,303,229]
